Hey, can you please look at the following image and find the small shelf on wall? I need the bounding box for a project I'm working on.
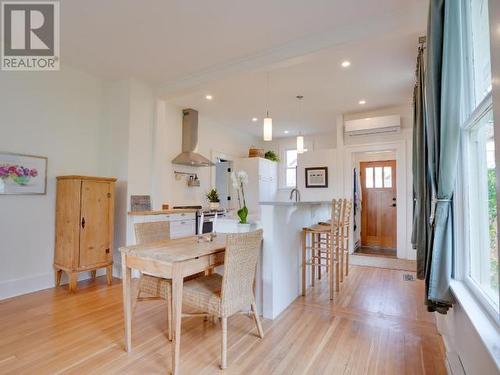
[174,171,200,187]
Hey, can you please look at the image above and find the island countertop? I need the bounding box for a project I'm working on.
[259,200,330,206]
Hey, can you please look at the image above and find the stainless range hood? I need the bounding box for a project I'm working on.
[172,109,214,167]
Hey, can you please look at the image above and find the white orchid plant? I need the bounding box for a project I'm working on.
[231,170,249,224]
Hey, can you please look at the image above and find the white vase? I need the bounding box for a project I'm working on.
[209,202,220,210]
[236,223,256,233]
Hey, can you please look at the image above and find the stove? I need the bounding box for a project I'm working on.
[173,205,227,234]
[172,205,202,210]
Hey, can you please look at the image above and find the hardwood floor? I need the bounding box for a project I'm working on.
[354,246,397,258]
[0,266,446,375]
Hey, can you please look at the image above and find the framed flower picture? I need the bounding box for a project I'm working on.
[305,167,328,188]
[0,152,47,195]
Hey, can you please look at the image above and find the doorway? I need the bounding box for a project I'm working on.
[215,158,233,210]
[358,159,397,257]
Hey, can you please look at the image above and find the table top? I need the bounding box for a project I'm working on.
[119,234,227,263]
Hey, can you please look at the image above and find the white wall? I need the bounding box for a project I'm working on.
[268,108,414,259]
[296,149,342,201]
[151,101,260,209]
[102,79,131,269]
[0,69,259,298]
[0,65,108,299]
[436,2,500,374]
[437,296,499,375]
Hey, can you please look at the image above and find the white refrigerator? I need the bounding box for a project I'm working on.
[232,157,278,218]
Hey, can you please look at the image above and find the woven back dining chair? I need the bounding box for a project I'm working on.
[133,221,173,339]
[182,229,264,369]
[135,221,170,244]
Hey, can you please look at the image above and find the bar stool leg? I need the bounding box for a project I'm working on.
[311,233,316,287]
[340,235,344,283]
[302,230,307,296]
[326,233,330,275]
[335,234,340,292]
[318,234,322,280]
[329,236,334,300]
[345,232,350,277]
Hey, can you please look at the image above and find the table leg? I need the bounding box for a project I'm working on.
[121,253,132,352]
[172,265,184,375]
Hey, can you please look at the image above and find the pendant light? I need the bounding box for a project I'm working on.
[263,73,273,141]
[296,96,305,154]
[297,133,305,154]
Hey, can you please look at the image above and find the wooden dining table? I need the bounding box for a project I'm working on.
[119,234,227,375]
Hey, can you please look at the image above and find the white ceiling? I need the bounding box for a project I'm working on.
[168,31,423,137]
[60,0,427,137]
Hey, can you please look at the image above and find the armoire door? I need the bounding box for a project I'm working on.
[79,180,112,267]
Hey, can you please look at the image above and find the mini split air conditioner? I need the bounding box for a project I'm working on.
[344,115,401,136]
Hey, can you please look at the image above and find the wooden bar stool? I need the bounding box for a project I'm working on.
[340,200,353,279]
[316,199,352,282]
[301,199,343,300]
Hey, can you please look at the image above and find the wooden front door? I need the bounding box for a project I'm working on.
[79,180,112,267]
[360,160,397,249]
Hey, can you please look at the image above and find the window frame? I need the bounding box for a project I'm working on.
[280,147,298,189]
[455,0,499,321]
[459,94,499,319]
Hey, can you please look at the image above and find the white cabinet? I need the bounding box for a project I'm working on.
[233,157,278,217]
[169,219,196,239]
[128,211,196,243]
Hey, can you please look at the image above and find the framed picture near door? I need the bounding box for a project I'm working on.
[305,167,328,188]
[0,152,48,195]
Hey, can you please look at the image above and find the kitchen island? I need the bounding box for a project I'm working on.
[259,201,331,319]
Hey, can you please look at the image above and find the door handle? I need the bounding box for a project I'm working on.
[81,217,85,229]
[391,203,396,207]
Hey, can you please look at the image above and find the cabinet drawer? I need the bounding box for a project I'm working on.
[169,212,195,222]
[183,255,211,275]
[169,220,196,239]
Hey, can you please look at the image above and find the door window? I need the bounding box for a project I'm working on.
[364,165,393,189]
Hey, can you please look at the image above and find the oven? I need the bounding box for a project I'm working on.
[172,205,225,235]
[196,210,226,234]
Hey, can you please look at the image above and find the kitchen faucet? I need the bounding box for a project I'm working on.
[289,188,301,202]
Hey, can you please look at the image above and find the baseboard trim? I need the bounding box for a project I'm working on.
[441,334,466,375]
[0,268,106,301]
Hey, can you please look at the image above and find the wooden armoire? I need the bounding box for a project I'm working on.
[54,176,116,292]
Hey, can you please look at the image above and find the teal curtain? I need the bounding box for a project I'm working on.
[412,45,430,280]
[421,0,463,313]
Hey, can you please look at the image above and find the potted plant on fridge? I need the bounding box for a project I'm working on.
[206,188,220,210]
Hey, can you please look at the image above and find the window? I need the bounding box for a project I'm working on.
[285,149,297,188]
[465,108,498,307]
[384,166,393,188]
[365,167,373,188]
[460,0,499,313]
[470,0,492,105]
[364,165,393,189]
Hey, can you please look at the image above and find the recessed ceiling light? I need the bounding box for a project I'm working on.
[341,61,351,68]
[205,94,213,100]
[252,117,258,122]
[284,130,289,134]
[359,100,366,105]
